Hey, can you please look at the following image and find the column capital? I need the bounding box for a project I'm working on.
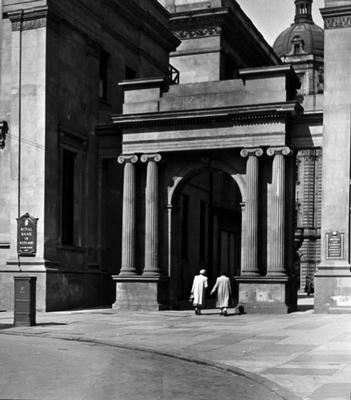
[118,154,138,164]
[267,146,291,157]
[240,148,263,158]
[141,154,162,163]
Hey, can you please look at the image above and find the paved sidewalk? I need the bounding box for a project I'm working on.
[0,307,350,400]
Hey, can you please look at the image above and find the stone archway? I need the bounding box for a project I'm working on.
[167,161,245,306]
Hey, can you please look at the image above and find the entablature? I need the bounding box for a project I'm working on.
[289,111,323,148]
[112,101,302,129]
[112,101,302,154]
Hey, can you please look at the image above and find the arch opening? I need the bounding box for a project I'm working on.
[170,168,242,306]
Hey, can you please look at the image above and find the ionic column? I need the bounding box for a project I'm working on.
[141,154,162,277]
[240,148,263,275]
[266,146,291,276]
[118,155,138,276]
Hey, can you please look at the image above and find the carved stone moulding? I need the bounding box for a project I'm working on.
[141,154,162,163]
[170,8,226,40]
[8,7,48,32]
[321,6,351,29]
[240,148,264,158]
[174,26,222,39]
[267,146,291,157]
[324,15,351,29]
[118,154,138,164]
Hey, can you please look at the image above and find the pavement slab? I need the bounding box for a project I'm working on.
[0,308,350,399]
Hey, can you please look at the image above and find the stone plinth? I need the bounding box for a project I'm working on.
[315,3,351,312]
[235,276,297,313]
[314,273,351,313]
[113,276,168,311]
[0,260,113,311]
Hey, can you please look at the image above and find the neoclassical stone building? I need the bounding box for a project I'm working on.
[112,0,351,313]
[1,0,351,313]
[0,0,179,310]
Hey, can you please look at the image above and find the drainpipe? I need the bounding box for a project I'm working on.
[17,9,23,270]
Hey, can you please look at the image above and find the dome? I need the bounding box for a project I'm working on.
[273,0,324,58]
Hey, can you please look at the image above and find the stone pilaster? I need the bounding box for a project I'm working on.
[315,2,351,313]
[266,146,291,276]
[240,148,263,275]
[141,154,162,277]
[118,155,138,276]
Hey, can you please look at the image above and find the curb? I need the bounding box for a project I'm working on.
[0,329,302,400]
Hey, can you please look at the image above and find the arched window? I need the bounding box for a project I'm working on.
[292,35,304,55]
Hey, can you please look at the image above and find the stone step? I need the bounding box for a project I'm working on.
[328,307,351,314]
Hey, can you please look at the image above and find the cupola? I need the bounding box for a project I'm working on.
[273,0,324,59]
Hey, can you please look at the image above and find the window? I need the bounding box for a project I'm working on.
[61,149,80,245]
[125,65,137,80]
[99,51,109,100]
[291,36,304,55]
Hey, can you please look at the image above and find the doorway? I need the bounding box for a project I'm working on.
[172,169,242,303]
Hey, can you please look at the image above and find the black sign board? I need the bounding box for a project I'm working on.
[17,213,38,256]
[326,231,344,260]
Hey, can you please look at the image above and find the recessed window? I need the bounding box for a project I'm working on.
[294,43,301,54]
[61,149,81,245]
[99,51,109,100]
[292,36,304,55]
[125,65,137,80]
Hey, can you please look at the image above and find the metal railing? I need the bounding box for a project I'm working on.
[168,64,180,85]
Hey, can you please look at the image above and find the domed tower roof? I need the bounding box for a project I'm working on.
[273,0,324,58]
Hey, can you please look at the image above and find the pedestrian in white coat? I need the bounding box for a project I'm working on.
[210,271,232,316]
[190,269,208,315]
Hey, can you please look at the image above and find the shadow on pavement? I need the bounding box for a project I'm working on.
[0,322,67,330]
[35,322,67,327]
[0,323,13,330]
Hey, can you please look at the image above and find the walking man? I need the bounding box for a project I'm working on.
[210,271,232,316]
[190,269,208,315]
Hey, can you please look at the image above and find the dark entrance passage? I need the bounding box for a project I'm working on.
[173,170,242,303]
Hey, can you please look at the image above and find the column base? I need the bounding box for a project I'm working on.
[142,270,160,278]
[314,264,351,313]
[112,275,168,311]
[266,271,287,277]
[117,269,139,278]
[235,276,297,313]
[241,271,261,276]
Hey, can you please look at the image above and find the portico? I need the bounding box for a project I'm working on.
[112,65,301,312]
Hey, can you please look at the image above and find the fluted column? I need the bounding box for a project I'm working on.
[266,146,291,276]
[240,148,263,275]
[141,154,162,277]
[118,155,138,276]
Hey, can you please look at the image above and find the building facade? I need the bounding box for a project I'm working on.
[273,0,324,295]
[1,0,351,313]
[0,0,178,310]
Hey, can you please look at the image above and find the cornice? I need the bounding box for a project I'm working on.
[112,101,302,129]
[169,4,279,64]
[7,6,48,31]
[321,5,351,29]
[102,0,179,51]
[175,25,222,39]
[294,111,323,124]
[170,8,227,39]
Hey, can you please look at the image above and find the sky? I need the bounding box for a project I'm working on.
[236,0,324,45]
